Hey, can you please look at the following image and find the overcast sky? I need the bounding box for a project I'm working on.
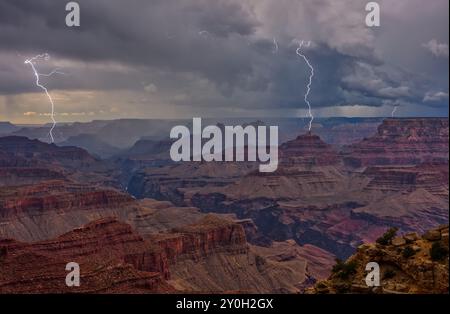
[0,0,448,124]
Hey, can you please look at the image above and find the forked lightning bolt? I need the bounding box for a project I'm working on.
[295,40,314,131]
[24,53,64,143]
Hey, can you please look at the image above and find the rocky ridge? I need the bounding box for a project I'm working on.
[308,225,449,294]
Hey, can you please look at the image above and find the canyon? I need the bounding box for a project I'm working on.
[127,118,449,260]
[0,117,448,293]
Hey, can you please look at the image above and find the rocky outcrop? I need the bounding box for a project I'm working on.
[0,215,248,293]
[363,162,449,197]
[342,118,449,167]
[0,136,98,166]
[308,225,449,294]
[279,132,341,166]
[0,213,325,294]
[0,168,65,186]
[147,215,248,264]
[0,180,134,219]
[127,161,256,206]
[0,218,174,293]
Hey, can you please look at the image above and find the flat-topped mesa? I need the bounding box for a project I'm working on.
[279,132,340,166]
[379,118,448,137]
[0,136,98,168]
[0,181,134,218]
[363,162,449,196]
[342,118,449,167]
[147,215,248,263]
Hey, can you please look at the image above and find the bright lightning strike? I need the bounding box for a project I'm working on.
[391,105,398,117]
[295,40,314,131]
[24,53,64,143]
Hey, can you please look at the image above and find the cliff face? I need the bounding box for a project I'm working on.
[127,161,256,206]
[0,216,245,293]
[0,212,318,294]
[0,181,134,219]
[0,168,65,186]
[342,118,449,167]
[0,218,173,293]
[147,215,248,264]
[351,162,449,234]
[309,225,449,294]
[362,162,449,196]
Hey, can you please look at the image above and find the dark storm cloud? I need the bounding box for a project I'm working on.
[0,0,448,116]
[0,0,259,85]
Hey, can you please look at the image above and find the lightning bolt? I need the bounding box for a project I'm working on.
[391,105,398,117]
[272,37,278,54]
[295,40,314,131]
[24,53,64,143]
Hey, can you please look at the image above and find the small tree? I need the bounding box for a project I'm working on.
[376,227,398,245]
[332,258,358,279]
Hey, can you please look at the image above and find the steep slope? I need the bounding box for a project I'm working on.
[0,218,174,293]
[308,225,449,294]
[0,213,328,293]
[342,118,449,167]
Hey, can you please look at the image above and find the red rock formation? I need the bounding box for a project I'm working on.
[0,218,174,293]
[0,136,117,188]
[342,118,449,167]
[363,162,449,196]
[0,214,308,294]
[0,136,97,166]
[0,180,134,219]
[309,225,449,294]
[279,132,340,166]
[147,215,248,264]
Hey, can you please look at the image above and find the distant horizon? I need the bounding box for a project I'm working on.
[1,115,449,127]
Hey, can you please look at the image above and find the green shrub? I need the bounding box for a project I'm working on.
[376,227,398,245]
[430,241,449,261]
[332,258,358,279]
[402,246,416,258]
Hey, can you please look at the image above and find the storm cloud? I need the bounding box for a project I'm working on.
[0,0,448,123]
